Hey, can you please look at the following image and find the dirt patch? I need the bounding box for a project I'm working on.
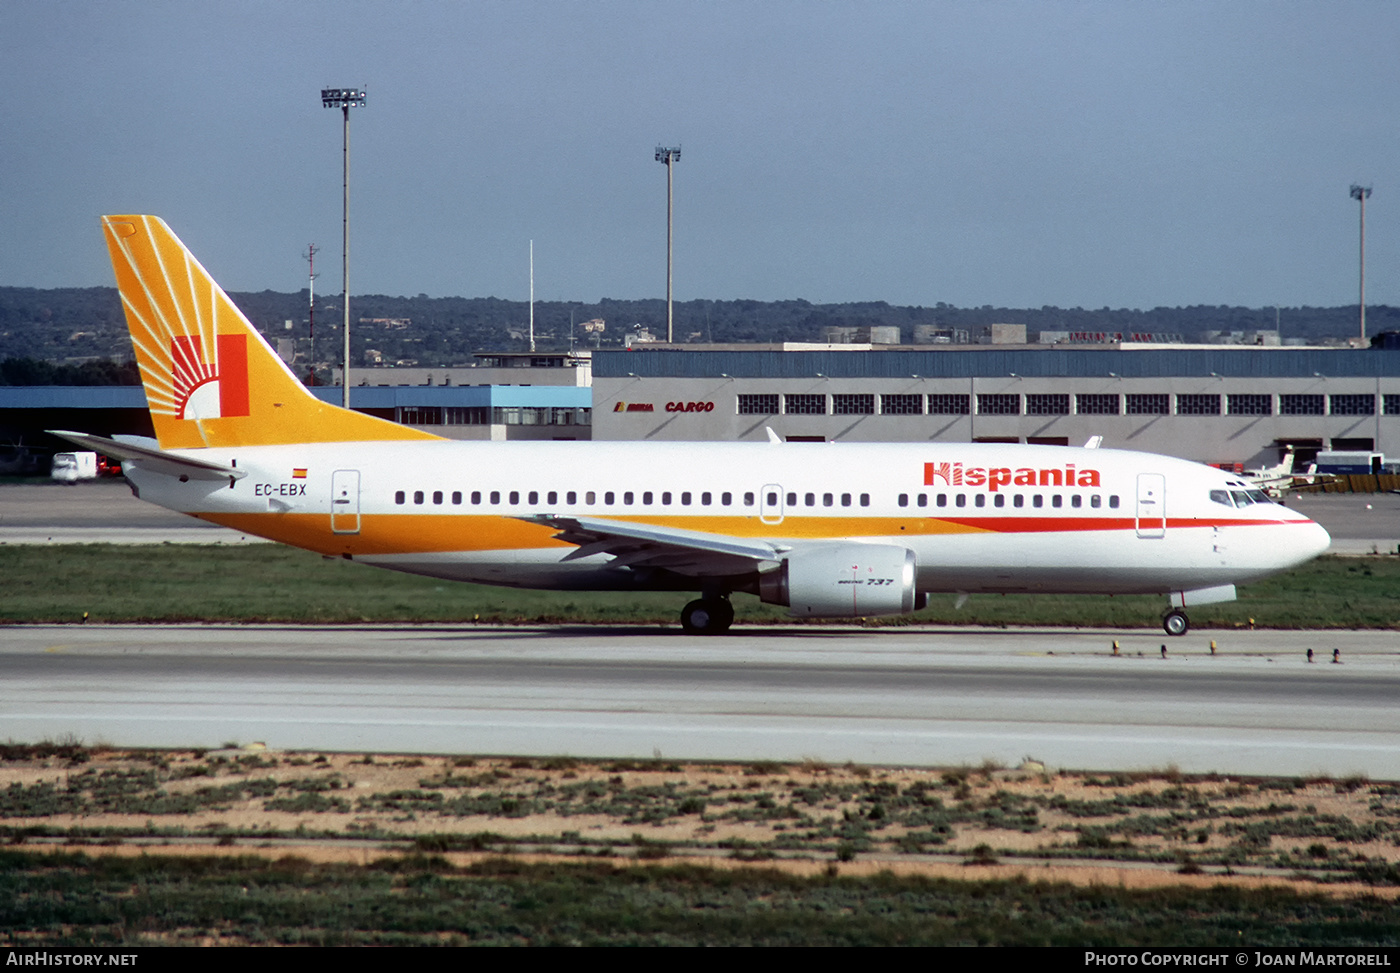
[4,746,1398,894]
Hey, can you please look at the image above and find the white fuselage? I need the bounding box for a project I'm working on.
[123,439,1331,599]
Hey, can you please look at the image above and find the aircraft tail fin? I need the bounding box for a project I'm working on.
[101,215,440,449]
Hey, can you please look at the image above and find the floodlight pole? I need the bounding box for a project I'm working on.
[304,244,319,384]
[1351,184,1372,342]
[655,146,681,343]
[323,87,366,407]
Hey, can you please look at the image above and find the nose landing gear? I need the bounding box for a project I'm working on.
[1162,609,1189,637]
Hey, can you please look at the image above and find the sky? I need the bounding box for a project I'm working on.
[2,0,1398,310]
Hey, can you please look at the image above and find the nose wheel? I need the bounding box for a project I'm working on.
[681,597,734,635]
[1162,609,1189,637]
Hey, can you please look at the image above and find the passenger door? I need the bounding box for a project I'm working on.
[1135,473,1165,539]
[331,469,361,534]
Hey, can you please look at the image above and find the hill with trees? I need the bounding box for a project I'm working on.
[1,285,1394,378]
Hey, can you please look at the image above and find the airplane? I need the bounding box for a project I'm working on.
[53,215,1332,638]
[1242,446,1320,498]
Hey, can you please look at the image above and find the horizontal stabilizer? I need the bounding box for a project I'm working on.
[47,430,245,482]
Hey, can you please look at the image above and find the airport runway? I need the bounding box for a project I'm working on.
[2,479,1398,552]
[3,624,1398,777]
[0,480,265,544]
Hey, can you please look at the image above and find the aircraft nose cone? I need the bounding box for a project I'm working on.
[1287,518,1331,563]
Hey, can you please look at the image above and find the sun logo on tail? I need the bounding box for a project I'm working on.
[170,334,250,420]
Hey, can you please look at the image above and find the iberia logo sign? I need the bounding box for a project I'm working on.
[171,334,250,420]
[924,461,1101,492]
[613,401,655,413]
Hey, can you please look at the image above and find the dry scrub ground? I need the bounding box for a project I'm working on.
[4,744,1399,895]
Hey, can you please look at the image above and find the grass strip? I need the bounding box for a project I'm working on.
[0,545,1397,628]
[3,851,1400,946]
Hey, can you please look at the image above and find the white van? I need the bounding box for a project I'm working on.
[51,451,99,484]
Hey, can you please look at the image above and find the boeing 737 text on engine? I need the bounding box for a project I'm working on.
[52,216,1331,636]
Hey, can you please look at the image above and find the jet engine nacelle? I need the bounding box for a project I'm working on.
[759,544,918,618]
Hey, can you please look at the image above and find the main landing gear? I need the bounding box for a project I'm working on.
[681,597,734,635]
[1162,609,1189,637]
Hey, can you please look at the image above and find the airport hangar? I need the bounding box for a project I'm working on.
[587,342,1400,470]
[6,344,1400,471]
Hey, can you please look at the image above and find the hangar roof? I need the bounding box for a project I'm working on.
[593,347,1400,380]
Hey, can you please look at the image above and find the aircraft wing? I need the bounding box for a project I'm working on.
[518,514,787,578]
[47,430,245,482]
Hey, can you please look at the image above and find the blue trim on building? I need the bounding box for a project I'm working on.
[0,387,150,408]
[593,348,1400,380]
[2,385,589,410]
[309,386,589,408]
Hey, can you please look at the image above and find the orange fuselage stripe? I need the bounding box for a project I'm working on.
[197,510,1297,557]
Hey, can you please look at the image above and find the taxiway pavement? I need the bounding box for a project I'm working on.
[3,624,1397,776]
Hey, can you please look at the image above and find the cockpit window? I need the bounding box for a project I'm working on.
[1246,489,1272,504]
[1210,489,1233,506]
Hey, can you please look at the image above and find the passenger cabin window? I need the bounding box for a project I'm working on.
[414,491,424,505]
[1071,495,1082,508]
[433,491,443,505]
[1090,495,1101,508]
[452,491,462,505]
[916,494,927,507]
[471,491,482,504]
[395,491,405,505]
[547,491,557,504]
[1052,495,1063,508]
[722,492,732,506]
[745,492,756,506]
[509,491,519,504]
[955,494,966,508]
[994,494,1005,508]
[1109,495,1120,509]
[841,493,851,507]
[528,491,538,504]
[490,491,500,504]
[860,494,870,507]
[566,491,577,504]
[805,493,815,506]
[701,492,712,505]
[680,492,691,505]
[585,491,596,504]
[1033,495,1043,508]
[643,491,653,504]
[623,491,634,505]
[975,495,986,508]
[663,492,673,505]
[787,492,797,506]
[604,491,615,505]
[898,494,909,507]
[1013,495,1024,508]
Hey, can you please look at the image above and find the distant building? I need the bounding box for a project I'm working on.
[821,326,901,345]
[589,343,1400,470]
[989,323,1027,345]
[912,325,970,344]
